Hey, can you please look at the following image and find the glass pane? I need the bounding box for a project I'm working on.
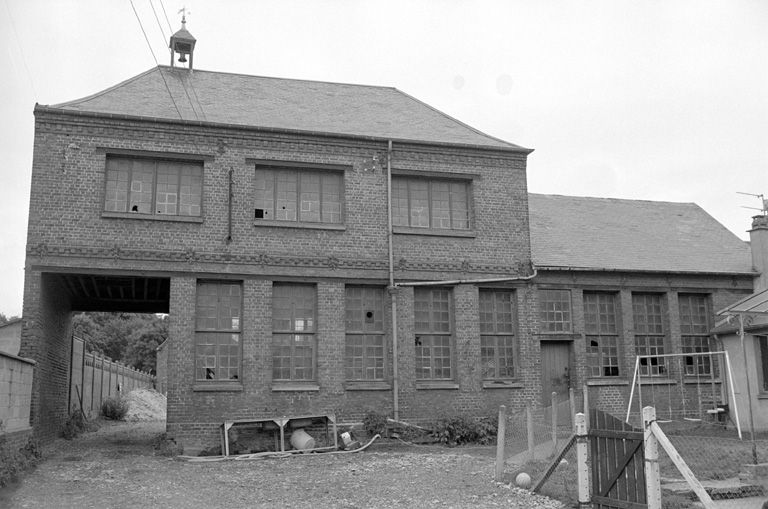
[105,159,130,212]
[254,169,275,220]
[409,179,429,228]
[450,182,469,229]
[179,163,202,216]
[155,162,179,215]
[320,173,342,223]
[128,160,155,214]
[392,179,409,226]
[275,170,297,221]
[299,172,321,222]
[430,181,451,229]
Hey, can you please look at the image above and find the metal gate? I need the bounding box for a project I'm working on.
[590,409,647,509]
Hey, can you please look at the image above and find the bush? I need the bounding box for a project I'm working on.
[362,410,389,437]
[62,411,88,440]
[153,433,183,457]
[0,433,41,488]
[432,415,498,446]
[101,396,129,420]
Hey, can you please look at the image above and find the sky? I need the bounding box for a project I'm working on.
[0,0,767,317]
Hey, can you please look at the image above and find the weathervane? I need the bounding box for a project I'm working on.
[737,191,768,216]
[178,6,191,23]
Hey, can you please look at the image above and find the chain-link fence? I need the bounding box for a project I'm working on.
[654,418,768,507]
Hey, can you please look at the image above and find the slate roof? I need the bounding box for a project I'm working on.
[44,66,526,151]
[528,193,754,274]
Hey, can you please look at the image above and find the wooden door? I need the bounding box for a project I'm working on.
[540,341,571,406]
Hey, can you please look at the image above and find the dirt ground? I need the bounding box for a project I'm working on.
[1,420,566,509]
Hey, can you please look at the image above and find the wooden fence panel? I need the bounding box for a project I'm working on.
[590,408,647,509]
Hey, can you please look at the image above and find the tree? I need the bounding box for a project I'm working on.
[72,312,168,372]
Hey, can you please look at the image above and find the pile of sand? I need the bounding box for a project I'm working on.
[123,388,167,421]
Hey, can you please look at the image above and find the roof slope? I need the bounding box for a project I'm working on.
[46,66,524,150]
[528,193,753,274]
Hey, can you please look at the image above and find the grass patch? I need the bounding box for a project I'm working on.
[0,426,42,488]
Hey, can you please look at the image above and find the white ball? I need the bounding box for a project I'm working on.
[515,472,532,489]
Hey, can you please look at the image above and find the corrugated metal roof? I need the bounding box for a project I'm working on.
[45,66,526,151]
[529,193,754,274]
[717,288,768,315]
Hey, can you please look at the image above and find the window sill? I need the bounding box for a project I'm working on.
[587,378,629,387]
[683,377,721,384]
[193,383,243,392]
[393,226,475,238]
[482,380,523,389]
[102,212,203,223]
[638,378,676,385]
[416,381,459,390]
[271,383,320,392]
[253,220,345,231]
[757,393,768,400]
[344,382,391,391]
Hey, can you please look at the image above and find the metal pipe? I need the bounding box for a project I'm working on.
[394,271,537,288]
[227,167,233,243]
[739,314,757,458]
[386,140,399,421]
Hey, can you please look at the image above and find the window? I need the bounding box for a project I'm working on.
[584,292,620,377]
[272,284,316,381]
[679,294,711,376]
[479,289,516,380]
[195,281,241,381]
[345,287,385,381]
[105,157,202,216]
[414,288,453,380]
[392,177,470,230]
[757,336,768,392]
[254,166,342,224]
[539,289,572,333]
[633,293,666,376]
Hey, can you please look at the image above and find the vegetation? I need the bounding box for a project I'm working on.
[362,410,389,437]
[73,312,167,373]
[0,313,20,326]
[152,433,183,457]
[431,415,498,446]
[101,396,129,421]
[0,427,41,488]
[61,410,94,440]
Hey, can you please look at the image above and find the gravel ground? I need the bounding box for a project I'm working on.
[2,420,566,509]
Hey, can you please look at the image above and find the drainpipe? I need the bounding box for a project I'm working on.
[739,313,758,463]
[386,140,399,421]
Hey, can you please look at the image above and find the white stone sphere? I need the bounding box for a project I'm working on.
[515,472,532,489]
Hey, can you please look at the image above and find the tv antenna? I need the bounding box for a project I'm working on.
[737,191,768,215]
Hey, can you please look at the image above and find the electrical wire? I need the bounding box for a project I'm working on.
[158,0,174,34]
[129,0,184,120]
[149,0,168,42]
[3,0,38,100]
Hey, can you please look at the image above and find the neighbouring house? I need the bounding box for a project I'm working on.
[20,22,757,449]
[0,318,22,355]
[716,214,768,432]
[528,194,754,421]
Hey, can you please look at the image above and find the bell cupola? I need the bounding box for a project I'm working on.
[169,12,196,69]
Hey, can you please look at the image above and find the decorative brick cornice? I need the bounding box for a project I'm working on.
[26,243,519,275]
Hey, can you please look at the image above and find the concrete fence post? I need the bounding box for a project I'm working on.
[583,384,590,430]
[551,391,558,457]
[643,406,662,509]
[569,387,576,427]
[575,412,590,508]
[527,404,535,460]
[495,405,507,481]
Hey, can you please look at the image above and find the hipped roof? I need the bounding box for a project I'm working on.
[43,66,527,151]
[529,193,753,275]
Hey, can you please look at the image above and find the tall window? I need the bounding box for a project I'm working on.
[479,290,516,380]
[757,336,768,393]
[195,281,241,381]
[679,294,711,376]
[345,287,385,381]
[272,284,316,381]
[414,288,453,380]
[392,177,470,230]
[584,292,619,377]
[539,289,572,333]
[105,157,202,217]
[254,167,342,224]
[633,293,666,376]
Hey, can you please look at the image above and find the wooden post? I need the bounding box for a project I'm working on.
[575,413,590,508]
[643,406,662,509]
[551,391,558,457]
[583,384,590,430]
[527,404,535,460]
[495,405,507,481]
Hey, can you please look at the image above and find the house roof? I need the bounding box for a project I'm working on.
[528,193,754,274]
[43,66,527,151]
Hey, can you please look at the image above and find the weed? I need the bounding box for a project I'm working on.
[0,433,42,488]
[152,433,183,457]
[362,410,389,437]
[101,396,129,421]
[432,414,498,446]
[62,411,88,440]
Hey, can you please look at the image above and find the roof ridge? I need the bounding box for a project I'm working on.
[393,87,529,151]
[49,67,160,108]
[529,192,694,206]
[157,65,402,92]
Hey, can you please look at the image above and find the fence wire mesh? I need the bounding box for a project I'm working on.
[498,398,582,507]
[654,419,768,507]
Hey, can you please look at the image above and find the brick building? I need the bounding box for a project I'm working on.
[528,194,753,419]
[21,30,539,447]
[21,28,755,449]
